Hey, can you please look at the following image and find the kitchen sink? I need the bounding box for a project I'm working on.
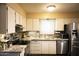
[10,39,30,45]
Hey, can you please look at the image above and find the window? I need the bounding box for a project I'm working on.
[40,19,55,34]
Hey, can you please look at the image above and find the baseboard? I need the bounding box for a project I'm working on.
[25,54,68,56]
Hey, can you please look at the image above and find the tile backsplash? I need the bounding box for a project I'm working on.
[28,32,40,38]
[26,31,54,39]
[2,31,58,41]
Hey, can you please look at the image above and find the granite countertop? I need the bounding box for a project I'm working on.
[4,45,27,52]
[0,40,9,43]
[31,38,69,41]
[1,45,27,56]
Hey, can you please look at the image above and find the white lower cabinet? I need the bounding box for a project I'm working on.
[41,41,49,54]
[41,41,56,54]
[30,50,41,54]
[30,41,41,54]
[48,41,56,54]
[30,41,56,54]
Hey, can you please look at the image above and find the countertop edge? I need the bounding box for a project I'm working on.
[31,39,69,41]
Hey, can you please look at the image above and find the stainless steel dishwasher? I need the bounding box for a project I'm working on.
[56,40,69,55]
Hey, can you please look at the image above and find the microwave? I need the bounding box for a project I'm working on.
[15,24,23,32]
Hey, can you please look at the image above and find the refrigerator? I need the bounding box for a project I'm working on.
[68,19,79,56]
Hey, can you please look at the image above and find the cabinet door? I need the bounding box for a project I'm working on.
[30,41,41,54]
[8,7,15,33]
[64,18,72,24]
[33,19,40,31]
[48,41,56,54]
[19,14,23,25]
[22,17,26,31]
[26,18,33,31]
[41,41,49,54]
[30,45,41,54]
[15,12,20,24]
[55,18,64,31]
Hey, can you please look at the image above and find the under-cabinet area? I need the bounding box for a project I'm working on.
[0,3,79,56]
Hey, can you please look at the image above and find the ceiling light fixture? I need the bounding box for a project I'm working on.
[47,5,56,12]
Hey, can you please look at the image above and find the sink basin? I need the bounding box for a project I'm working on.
[12,40,30,45]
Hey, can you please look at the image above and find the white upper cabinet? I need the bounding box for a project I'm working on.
[19,14,23,25]
[0,4,16,34]
[32,19,40,31]
[22,16,26,31]
[15,12,27,31]
[26,18,40,31]
[64,18,72,24]
[55,18,64,31]
[0,4,27,34]
[15,12,20,24]
[26,18,33,31]
[8,7,15,33]
[15,12,23,25]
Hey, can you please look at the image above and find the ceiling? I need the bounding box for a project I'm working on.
[19,3,79,13]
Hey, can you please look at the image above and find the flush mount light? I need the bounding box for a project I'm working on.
[47,5,56,12]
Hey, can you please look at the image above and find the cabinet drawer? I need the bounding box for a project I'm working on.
[30,41,41,44]
[30,44,41,49]
[30,43,41,46]
[30,46,41,50]
[30,45,41,47]
[30,50,41,54]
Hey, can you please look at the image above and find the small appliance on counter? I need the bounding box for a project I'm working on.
[54,30,69,39]
[15,24,23,33]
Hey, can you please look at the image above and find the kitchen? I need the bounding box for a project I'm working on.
[0,3,79,56]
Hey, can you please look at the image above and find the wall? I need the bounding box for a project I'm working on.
[26,12,79,19]
[7,3,26,17]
